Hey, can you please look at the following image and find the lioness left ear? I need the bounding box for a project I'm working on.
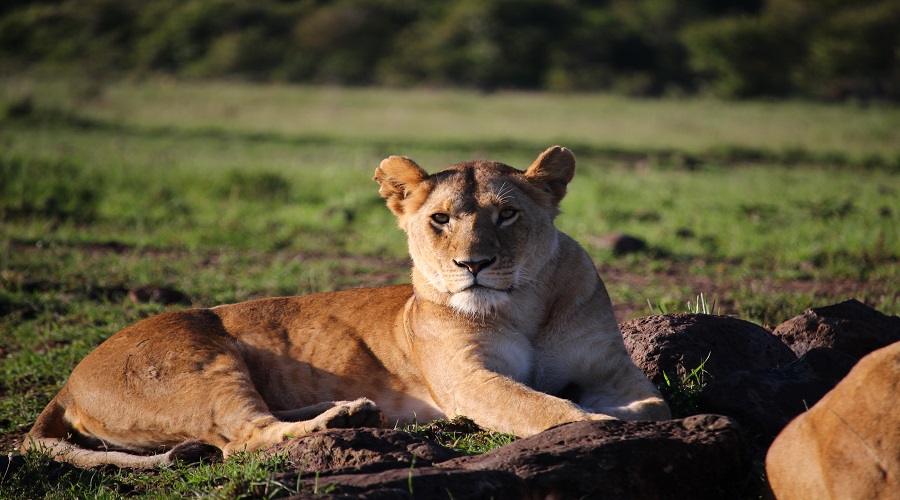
[524,146,576,206]
[374,155,430,218]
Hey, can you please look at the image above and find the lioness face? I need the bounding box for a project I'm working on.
[405,162,557,315]
[376,148,576,317]
[405,162,560,316]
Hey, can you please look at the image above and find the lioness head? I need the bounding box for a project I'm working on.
[374,146,575,316]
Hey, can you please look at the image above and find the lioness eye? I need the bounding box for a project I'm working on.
[431,213,450,224]
[498,208,517,221]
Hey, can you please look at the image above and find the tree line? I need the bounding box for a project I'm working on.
[1,0,898,100]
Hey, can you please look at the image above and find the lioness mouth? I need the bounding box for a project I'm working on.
[466,283,513,293]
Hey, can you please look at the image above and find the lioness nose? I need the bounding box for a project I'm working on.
[454,257,496,276]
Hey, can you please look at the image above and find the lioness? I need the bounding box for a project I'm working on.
[22,146,669,468]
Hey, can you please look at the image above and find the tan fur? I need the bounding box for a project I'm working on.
[766,342,900,499]
[22,146,669,468]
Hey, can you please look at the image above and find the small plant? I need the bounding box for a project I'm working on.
[687,293,718,315]
[407,456,415,495]
[646,299,670,315]
[658,355,710,418]
[649,293,718,315]
[403,416,517,455]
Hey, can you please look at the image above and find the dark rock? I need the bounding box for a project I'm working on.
[772,299,900,359]
[168,440,223,465]
[0,453,25,477]
[263,418,751,498]
[283,466,525,499]
[621,314,797,384]
[269,428,462,475]
[445,415,749,499]
[127,285,192,306]
[592,232,648,255]
[699,347,858,440]
[766,342,900,498]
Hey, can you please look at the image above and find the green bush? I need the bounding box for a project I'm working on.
[797,1,900,99]
[0,0,137,72]
[381,0,569,90]
[681,15,802,98]
[0,0,897,99]
[683,0,900,99]
[135,0,279,73]
[294,3,416,85]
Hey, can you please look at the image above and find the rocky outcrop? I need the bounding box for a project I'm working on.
[766,341,900,499]
[621,313,796,383]
[699,347,857,440]
[268,428,461,474]
[289,466,525,499]
[263,416,749,499]
[772,299,900,359]
[590,232,648,255]
[264,429,523,499]
[448,415,748,499]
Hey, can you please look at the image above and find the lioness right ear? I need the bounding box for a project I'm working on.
[374,156,430,218]
[524,146,576,207]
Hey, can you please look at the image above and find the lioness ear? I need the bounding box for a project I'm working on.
[374,155,430,217]
[523,146,576,206]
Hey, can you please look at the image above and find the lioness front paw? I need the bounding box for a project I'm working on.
[587,413,617,421]
[309,398,387,431]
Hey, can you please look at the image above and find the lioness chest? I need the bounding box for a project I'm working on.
[479,323,574,396]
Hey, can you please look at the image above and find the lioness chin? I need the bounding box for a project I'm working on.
[21,146,669,468]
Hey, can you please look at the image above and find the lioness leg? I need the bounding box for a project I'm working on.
[30,378,385,466]
[272,400,386,424]
[26,308,388,467]
[222,398,386,456]
[90,364,388,458]
[578,364,671,420]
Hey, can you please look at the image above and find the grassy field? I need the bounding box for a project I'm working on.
[1,76,898,498]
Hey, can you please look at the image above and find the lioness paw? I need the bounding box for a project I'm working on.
[309,398,386,431]
[587,413,617,422]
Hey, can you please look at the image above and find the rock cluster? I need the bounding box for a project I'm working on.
[620,299,899,499]
[621,313,796,384]
[622,299,899,444]
[771,298,900,358]
[265,415,747,499]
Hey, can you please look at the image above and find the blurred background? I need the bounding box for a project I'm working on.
[1,0,898,99]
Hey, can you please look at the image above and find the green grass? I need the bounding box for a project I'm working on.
[5,76,900,161]
[1,76,898,498]
[403,417,517,455]
[4,448,306,499]
[657,355,711,419]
